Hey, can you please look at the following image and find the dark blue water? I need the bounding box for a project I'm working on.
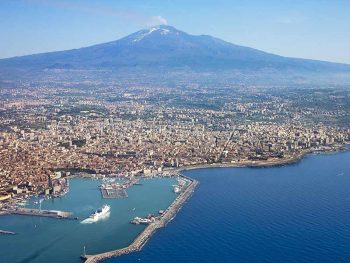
[107,149,350,263]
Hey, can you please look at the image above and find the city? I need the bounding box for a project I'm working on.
[0,84,349,206]
[1,1,350,263]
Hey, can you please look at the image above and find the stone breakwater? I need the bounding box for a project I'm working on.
[83,176,198,263]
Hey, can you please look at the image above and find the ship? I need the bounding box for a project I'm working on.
[89,205,110,220]
[173,185,181,194]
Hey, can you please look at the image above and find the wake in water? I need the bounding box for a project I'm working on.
[80,211,110,224]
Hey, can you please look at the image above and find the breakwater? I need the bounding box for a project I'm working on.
[83,175,198,263]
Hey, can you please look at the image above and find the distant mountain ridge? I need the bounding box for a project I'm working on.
[1,25,350,73]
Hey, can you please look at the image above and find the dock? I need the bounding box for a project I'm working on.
[101,188,128,199]
[0,230,16,235]
[1,208,77,220]
[99,178,141,199]
[82,175,198,262]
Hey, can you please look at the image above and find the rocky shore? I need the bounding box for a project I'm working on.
[178,144,347,171]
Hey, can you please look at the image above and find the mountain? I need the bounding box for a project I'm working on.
[1,25,350,74]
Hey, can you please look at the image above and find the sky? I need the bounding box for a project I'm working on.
[1,0,350,64]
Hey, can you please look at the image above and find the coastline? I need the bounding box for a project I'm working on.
[177,144,348,171]
[81,143,349,263]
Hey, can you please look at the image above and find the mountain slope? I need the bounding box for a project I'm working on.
[1,25,350,73]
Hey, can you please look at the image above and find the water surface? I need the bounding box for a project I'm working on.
[106,150,350,263]
[0,177,177,263]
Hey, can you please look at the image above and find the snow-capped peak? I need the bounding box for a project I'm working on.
[132,26,177,42]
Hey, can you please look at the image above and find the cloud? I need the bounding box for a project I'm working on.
[149,16,168,26]
[24,0,168,27]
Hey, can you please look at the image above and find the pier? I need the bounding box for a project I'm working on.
[82,175,198,263]
[1,208,77,220]
[0,230,16,235]
[99,177,141,199]
[101,188,128,199]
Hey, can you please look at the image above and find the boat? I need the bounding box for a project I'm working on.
[89,205,110,220]
[173,185,181,194]
[177,178,187,187]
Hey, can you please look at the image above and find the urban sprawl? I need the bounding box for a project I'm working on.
[0,83,349,206]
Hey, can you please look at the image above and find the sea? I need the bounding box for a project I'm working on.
[106,148,350,263]
[1,149,350,263]
[0,177,178,263]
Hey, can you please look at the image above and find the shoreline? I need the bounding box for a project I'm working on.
[176,144,348,172]
[81,143,349,263]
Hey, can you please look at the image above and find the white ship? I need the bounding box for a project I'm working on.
[173,185,181,194]
[89,205,110,220]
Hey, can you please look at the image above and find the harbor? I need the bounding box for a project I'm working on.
[82,175,198,262]
[1,207,77,220]
[0,176,178,263]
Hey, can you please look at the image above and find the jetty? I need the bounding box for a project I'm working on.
[82,175,198,263]
[0,230,16,235]
[1,208,77,220]
[100,187,128,199]
[99,178,142,199]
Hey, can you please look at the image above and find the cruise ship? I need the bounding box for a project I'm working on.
[89,205,110,220]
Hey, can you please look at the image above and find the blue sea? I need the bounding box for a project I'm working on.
[107,149,350,263]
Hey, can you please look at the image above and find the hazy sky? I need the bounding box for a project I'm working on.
[1,0,350,63]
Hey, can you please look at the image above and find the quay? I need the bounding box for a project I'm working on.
[99,177,141,199]
[82,175,198,263]
[1,208,77,220]
[100,187,128,199]
[0,230,16,235]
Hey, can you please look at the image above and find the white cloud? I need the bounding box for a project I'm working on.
[148,16,168,27]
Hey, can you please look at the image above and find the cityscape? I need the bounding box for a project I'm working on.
[0,85,349,205]
[1,1,350,263]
